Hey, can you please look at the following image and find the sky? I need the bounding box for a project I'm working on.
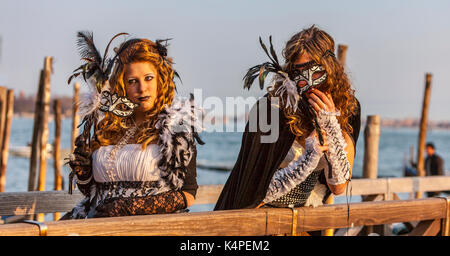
[0,0,450,121]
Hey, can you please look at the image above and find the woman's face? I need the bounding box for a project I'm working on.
[293,52,327,90]
[124,62,158,113]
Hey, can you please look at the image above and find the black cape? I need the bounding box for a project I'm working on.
[214,96,361,210]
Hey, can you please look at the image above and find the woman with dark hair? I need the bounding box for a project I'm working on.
[215,25,361,211]
[62,32,203,219]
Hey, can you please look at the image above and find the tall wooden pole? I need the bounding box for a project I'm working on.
[37,57,52,192]
[0,89,14,192]
[36,57,52,222]
[362,115,389,235]
[53,99,62,220]
[0,87,7,190]
[416,73,432,199]
[71,83,80,152]
[362,115,380,179]
[337,45,348,67]
[28,71,45,192]
[323,44,348,236]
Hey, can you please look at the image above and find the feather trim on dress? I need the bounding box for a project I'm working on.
[156,96,204,190]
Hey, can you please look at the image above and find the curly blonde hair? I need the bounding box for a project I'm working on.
[92,38,176,150]
[268,25,358,140]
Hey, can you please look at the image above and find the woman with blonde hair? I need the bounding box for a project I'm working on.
[215,25,360,211]
[63,32,203,219]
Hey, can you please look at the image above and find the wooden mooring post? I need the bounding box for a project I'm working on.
[53,99,62,220]
[363,115,380,180]
[37,57,52,192]
[28,71,44,192]
[28,56,52,221]
[361,114,384,235]
[0,88,13,192]
[416,73,432,199]
[71,83,80,152]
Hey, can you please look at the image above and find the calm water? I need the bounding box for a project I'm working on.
[4,117,450,214]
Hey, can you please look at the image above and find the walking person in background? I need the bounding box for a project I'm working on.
[424,142,444,197]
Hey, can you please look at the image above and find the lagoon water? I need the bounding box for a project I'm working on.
[4,117,450,215]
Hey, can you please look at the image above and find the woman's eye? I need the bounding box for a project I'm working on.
[128,79,137,85]
[312,71,325,80]
[145,75,154,81]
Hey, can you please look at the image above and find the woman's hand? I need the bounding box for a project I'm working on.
[306,88,336,114]
[306,88,355,195]
[310,130,328,153]
[68,150,92,179]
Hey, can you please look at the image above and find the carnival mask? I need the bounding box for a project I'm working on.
[99,91,139,117]
[291,61,328,96]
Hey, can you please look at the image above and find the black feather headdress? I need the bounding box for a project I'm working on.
[243,36,285,90]
[68,31,129,92]
[243,36,301,112]
[155,38,182,88]
[68,31,131,135]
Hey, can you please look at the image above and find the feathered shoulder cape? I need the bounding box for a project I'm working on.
[155,97,204,189]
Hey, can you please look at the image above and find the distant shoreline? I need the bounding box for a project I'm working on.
[12,112,450,130]
[14,112,71,120]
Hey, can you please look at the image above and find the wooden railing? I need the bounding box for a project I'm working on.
[1,176,449,216]
[0,197,448,236]
[0,176,449,236]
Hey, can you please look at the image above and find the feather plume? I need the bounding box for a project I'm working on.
[76,31,102,66]
[274,75,300,113]
[101,32,129,71]
[69,31,128,93]
[243,36,284,90]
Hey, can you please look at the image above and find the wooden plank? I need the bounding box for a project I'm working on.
[348,178,387,195]
[194,184,223,205]
[0,191,84,215]
[349,176,450,196]
[0,197,447,236]
[336,193,384,236]
[408,219,441,236]
[0,209,268,236]
[0,222,39,236]
[297,198,446,232]
[0,185,222,216]
[2,215,27,224]
[1,177,450,216]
